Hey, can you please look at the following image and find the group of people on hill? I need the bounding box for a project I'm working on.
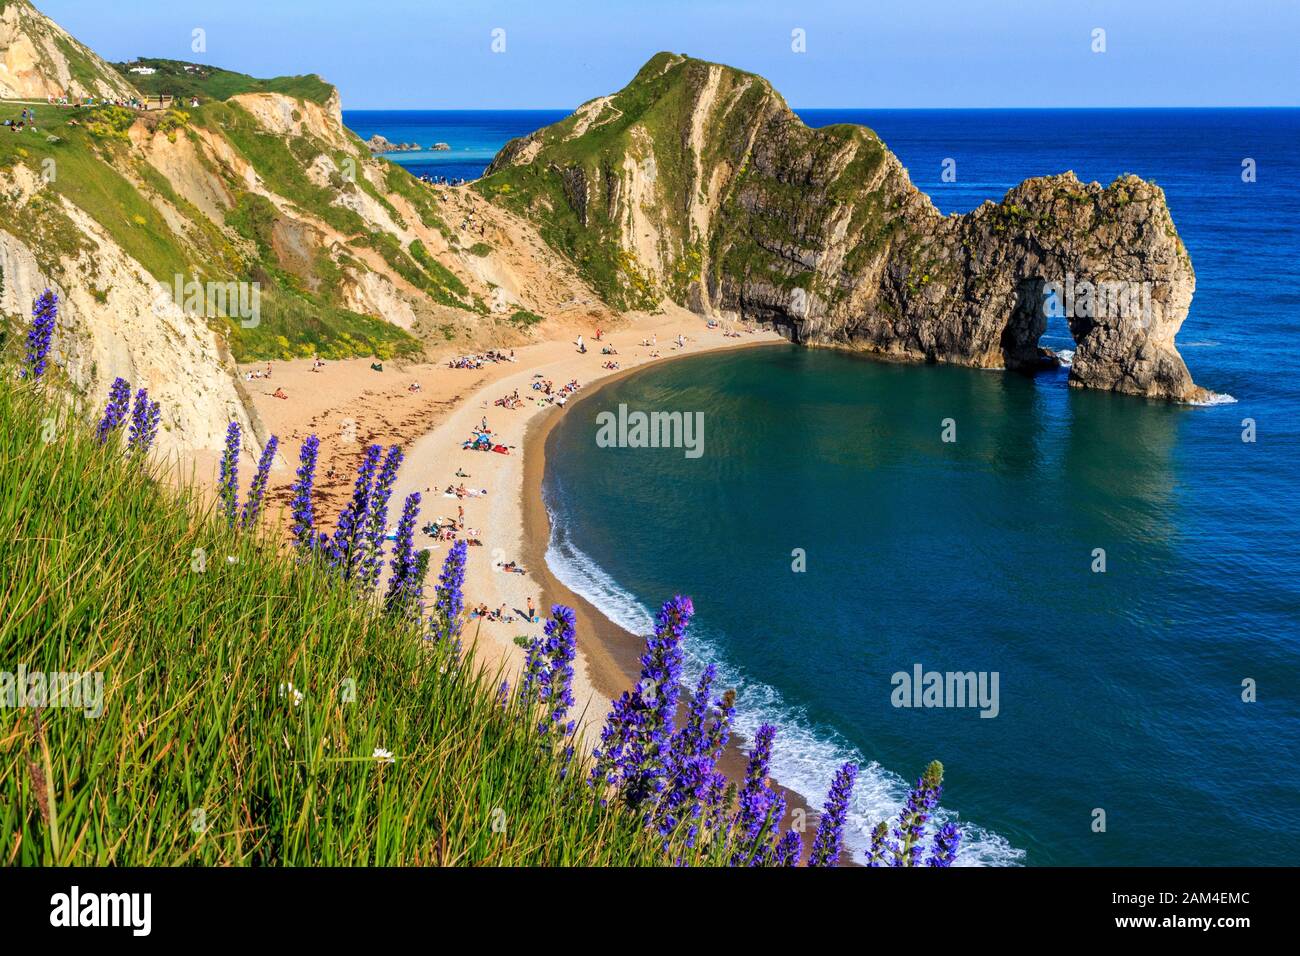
[417,173,469,186]
[4,107,39,132]
[42,94,199,110]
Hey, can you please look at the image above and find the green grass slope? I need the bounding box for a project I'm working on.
[0,379,663,865]
[0,102,425,361]
[112,58,335,105]
[476,52,908,316]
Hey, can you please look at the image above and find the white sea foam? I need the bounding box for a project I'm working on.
[1188,391,1238,406]
[1055,348,1075,368]
[545,509,1026,866]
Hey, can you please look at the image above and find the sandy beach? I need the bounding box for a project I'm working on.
[239,304,781,737]
[225,303,832,847]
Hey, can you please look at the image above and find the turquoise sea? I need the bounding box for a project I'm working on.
[347,108,1300,865]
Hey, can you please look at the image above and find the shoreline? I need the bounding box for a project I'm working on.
[518,336,785,709]
[237,312,825,853]
[517,339,824,848]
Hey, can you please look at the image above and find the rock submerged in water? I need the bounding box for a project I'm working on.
[482,52,1205,403]
[365,134,424,153]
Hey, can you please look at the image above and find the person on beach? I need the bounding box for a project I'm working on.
[457,505,465,529]
[527,597,536,622]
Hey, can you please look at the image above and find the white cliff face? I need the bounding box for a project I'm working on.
[0,1,616,463]
[0,0,138,101]
[1,168,257,457]
[228,92,354,153]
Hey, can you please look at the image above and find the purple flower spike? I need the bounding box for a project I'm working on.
[290,435,321,553]
[873,760,948,867]
[217,421,241,527]
[241,435,279,528]
[654,665,734,847]
[731,723,783,865]
[521,605,577,737]
[432,540,468,639]
[126,388,159,461]
[775,828,803,867]
[383,492,424,620]
[22,289,58,380]
[95,377,131,444]
[328,444,381,580]
[809,761,858,867]
[360,445,403,590]
[928,822,961,867]
[590,595,692,810]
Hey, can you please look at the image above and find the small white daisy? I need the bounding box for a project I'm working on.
[278,681,303,707]
[372,747,395,764]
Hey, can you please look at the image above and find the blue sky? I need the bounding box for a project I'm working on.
[41,0,1300,109]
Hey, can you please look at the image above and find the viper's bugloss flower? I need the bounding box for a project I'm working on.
[383,492,423,619]
[730,723,783,866]
[328,444,381,580]
[217,421,241,527]
[774,828,803,867]
[241,435,278,527]
[654,666,734,846]
[22,289,57,380]
[521,605,577,736]
[809,761,858,867]
[360,445,403,590]
[590,595,691,809]
[95,377,131,444]
[928,821,961,867]
[290,435,321,553]
[432,540,468,639]
[873,760,947,867]
[126,388,161,460]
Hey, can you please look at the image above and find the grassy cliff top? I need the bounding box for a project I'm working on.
[112,58,335,105]
[0,376,665,865]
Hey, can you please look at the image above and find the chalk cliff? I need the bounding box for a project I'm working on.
[0,0,138,101]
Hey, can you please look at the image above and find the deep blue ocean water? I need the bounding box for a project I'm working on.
[348,108,1300,865]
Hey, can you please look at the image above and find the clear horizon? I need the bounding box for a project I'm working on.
[35,0,1300,110]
